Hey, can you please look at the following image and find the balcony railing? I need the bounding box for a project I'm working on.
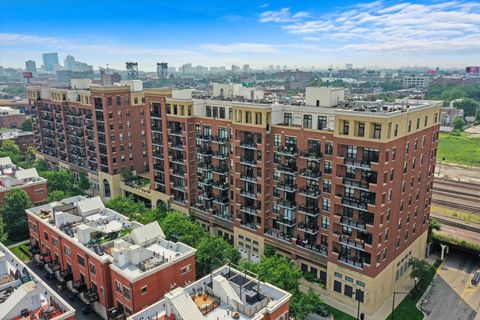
[240,157,257,166]
[196,134,212,141]
[344,158,373,170]
[198,178,213,186]
[213,196,229,205]
[300,150,322,161]
[277,164,297,174]
[240,205,259,215]
[276,200,296,209]
[297,241,328,256]
[341,197,369,211]
[212,182,229,190]
[338,235,366,250]
[299,186,320,198]
[298,222,319,234]
[339,216,367,231]
[212,165,228,174]
[299,168,321,180]
[197,148,213,156]
[240,189,257,200]
[276,217,296,227]
[342,178,370,191]
[212,151,228,160]
[298,206,320,217]
[275,145,298,156]
[240,174,256,182]
[212,136,228,144]
[277,181,297,192]
[338,254,365,269]
[168,128,184,136]
[239,141,258,149]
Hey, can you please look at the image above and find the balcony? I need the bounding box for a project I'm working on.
[342,178,370,191]
[344,158,373,171]
[298,206,320,217]
[171,170,186,178]
[212,151,228,160]
[168,128,184,137]
[298,222,319,235]
[212,136,228,144]
[338,235,366,250]
[151,111,161,118]
[338,254,366,269]
[153,151,164,159]
[240,157,257,166]
[198,177,213,186]
[339,216,367,231]
[276,181,297,192]
[276,217,296,227]
[213,196,229,205]
[152,124,162,132]
[240,205,259,216]
[276,200,296,210]
[240,220,257,231]
[299,168,321,180]
[170,183,185,191]
[341,197,369,211]
[240,189,257,200]
[277,164,297,175]
[265,229,293,243]
[196,134,212,142]
[170,157,185,165]
[170,144,184,151]
[297,241,328,256]
[240,174,256,183]
[275,145,298,157]
[152,138,163,146]
[198,163,213,171]
[212,165,228,175]
[198,192,213,200]
[299,185,320,198]
[300,150,322,161]
[239,141,258,150]
[212,182,229,190]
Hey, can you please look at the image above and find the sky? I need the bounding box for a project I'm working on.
[0,0,479,71]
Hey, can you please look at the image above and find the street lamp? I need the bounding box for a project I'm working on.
[353,289,365,320]
[391,277,418,320]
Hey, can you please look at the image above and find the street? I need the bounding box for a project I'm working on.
[27,260,102,320]
[422,253,480,320]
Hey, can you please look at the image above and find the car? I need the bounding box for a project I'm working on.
[471,272,480,286]
[82,305,93,315]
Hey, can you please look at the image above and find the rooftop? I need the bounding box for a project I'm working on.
[127,265,291,320]
[0,242,75,320]
[27,196,195,281]
[0,157,46,192]
[0,129,33,140]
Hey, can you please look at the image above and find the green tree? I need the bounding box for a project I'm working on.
[0,217,7,243]
[196,237,241,276]
[453,98,480,118]
[2,189,32,241]
[21,118,32,131]
[41,170,74,193]
[452,117,465,130]
[159,212,208,247]
[290,289,323,320]
[408,258,432,291]
[106,195,149,217]
[0,139,20,155]
[35,159,50,172]
[47,190,70,202]
[76,173,90,192]
[254,254,302,292]
[264,243,277,257]
[440,88,467,102]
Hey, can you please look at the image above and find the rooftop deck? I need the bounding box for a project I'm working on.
[0,157,46,192]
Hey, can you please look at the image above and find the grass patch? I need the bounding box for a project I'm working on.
[327,305,356,320]
[438,132,480,167]
[10,243,32,262]
[431,205,480,224]
[386,262,439,320]
[432,232,480,251]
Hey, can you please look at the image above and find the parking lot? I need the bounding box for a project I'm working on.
[27,260,102,320]
[422,253,480,320]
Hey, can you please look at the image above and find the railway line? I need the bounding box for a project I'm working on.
[432,178,480,214]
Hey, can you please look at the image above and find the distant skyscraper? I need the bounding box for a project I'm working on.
[64,54,75,70]
[231,64,240,73]
[243,64,250,73]
[25,60,36,74]
[346,63,353,70]
[42,53,59,72]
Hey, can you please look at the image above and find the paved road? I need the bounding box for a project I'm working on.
[27,261,102,320]
[422,253,480,320]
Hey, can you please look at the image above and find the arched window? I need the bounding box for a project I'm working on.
[103,179,111,198]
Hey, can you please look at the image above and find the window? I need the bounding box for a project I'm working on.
[52,238,58,248]
[394,124,398,137]
[347,146,357,159]
[344,285,353,298]
[77,255,85,267]
[318,116,327,130]
[116,96,121,105]
[357,122,365,137]
[44,232,49,240]
[213,106,218,118]
[141,286,148,295]
[206,106,212,117]
[324,161,332,174]
[408,120,412,132]
[220,107,225,119]
[181,264,192,274]
[303,115,312,128]
[323,180,332,193]
[373,124,382,139]
[416,118,420,129]
[115,281,122,294]
[325,142,333,155]
[274,135,282,147]
[64,245,71,257]
[90,263,96,275]
[334,280,342,293]
[322,216,330,228]
[342,120,350,135]
[322,199,331,211]
[284,113,292,125]
[124,286,131,300]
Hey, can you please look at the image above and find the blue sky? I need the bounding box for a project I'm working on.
[1,0,479,70]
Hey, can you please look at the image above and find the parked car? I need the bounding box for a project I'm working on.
[316,304,332,317]
[82,304,93,315]
[472,272,480,286]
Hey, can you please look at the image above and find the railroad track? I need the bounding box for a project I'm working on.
[432,178,480,214]
[431,214,480,233]
[434,179,480,192]
[431,199,479,214]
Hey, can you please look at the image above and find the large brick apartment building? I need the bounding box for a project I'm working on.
[28,83,441,316]
[26,195,196,319]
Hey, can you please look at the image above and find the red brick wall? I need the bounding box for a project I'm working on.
[0,181,47,205]
[110,255,196,314]
[263,302,289,320]
[0,114,25,129]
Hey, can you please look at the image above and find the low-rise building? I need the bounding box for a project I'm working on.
[0,129,34,153]
[0,242,75,320]
[0,157,48,205]
[26,195,196,319]
[127,265,291,320]
[0,106,25,129]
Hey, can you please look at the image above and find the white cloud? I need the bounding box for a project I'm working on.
[259,1,480,54]
[259,7,310,23]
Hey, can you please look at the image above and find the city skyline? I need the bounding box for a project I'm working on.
[1,0,479,70]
